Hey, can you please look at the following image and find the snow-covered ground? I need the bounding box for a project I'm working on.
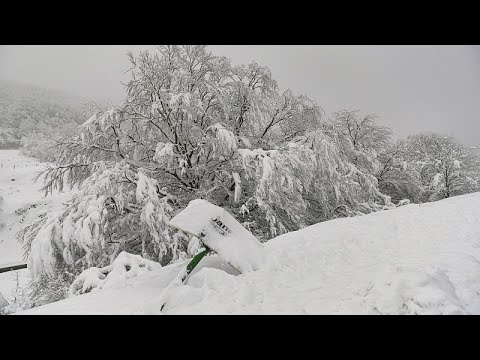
[16,192,480,315]
[0,150,70,305]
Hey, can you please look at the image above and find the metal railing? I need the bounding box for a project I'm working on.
[0,264,27,274]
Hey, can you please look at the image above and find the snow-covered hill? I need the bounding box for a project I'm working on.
[16,191,480,315]
[0,80,85,149]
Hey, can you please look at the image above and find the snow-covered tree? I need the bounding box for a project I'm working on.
[375,142,423,204]
[17,46,321,279]
[332,110,392,153]
[329,109,393,178]
[235,129,393,239]
[18,45,396,305]
[393,133,480,201]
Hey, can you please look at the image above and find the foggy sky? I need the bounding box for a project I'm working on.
[0,45,479,146]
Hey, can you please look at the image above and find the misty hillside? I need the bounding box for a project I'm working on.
[0,80,86,149]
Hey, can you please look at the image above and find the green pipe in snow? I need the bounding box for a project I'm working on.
[183,247,211,282]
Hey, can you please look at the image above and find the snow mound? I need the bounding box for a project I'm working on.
[69,252,162,296]
[188,267,238,291]
[369,267,466,315]
[17,192,480,315]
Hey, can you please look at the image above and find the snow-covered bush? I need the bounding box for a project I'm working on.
[69,251,162,296]
[0,270,32,314]
[20,162,176,282]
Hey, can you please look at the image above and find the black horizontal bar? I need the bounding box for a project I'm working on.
[0,264,27,274]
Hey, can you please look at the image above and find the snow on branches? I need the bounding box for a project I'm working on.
[384,133,480,201]
[21,163,178,283]
[20,45,409,303]
[236,130,393,239]
[206,123,237,159]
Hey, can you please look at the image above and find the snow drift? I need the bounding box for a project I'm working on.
[17,192,480,315]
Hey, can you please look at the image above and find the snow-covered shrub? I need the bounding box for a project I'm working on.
[20,162,176,284]
[0,270,32,314]
[26,268,76,308]
[69,251,162,296]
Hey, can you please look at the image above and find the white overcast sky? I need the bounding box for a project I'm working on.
[0,45,479,146]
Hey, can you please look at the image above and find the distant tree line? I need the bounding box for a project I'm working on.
[0,81,85,161]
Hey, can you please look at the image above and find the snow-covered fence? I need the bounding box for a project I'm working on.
[0,162,39,169]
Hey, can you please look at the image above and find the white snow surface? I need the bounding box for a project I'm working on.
[16,192,480,315]
[0,150,72,303]
[0,150,71,266]
[0,290,8,308]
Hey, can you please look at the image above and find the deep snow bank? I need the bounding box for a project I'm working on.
[18,192,480,315]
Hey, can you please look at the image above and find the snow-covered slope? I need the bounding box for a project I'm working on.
[0,150,71,265]
[0,150,71,304]
[17,192,480,315]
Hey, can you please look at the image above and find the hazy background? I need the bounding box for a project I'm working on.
[0,45,479,146]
